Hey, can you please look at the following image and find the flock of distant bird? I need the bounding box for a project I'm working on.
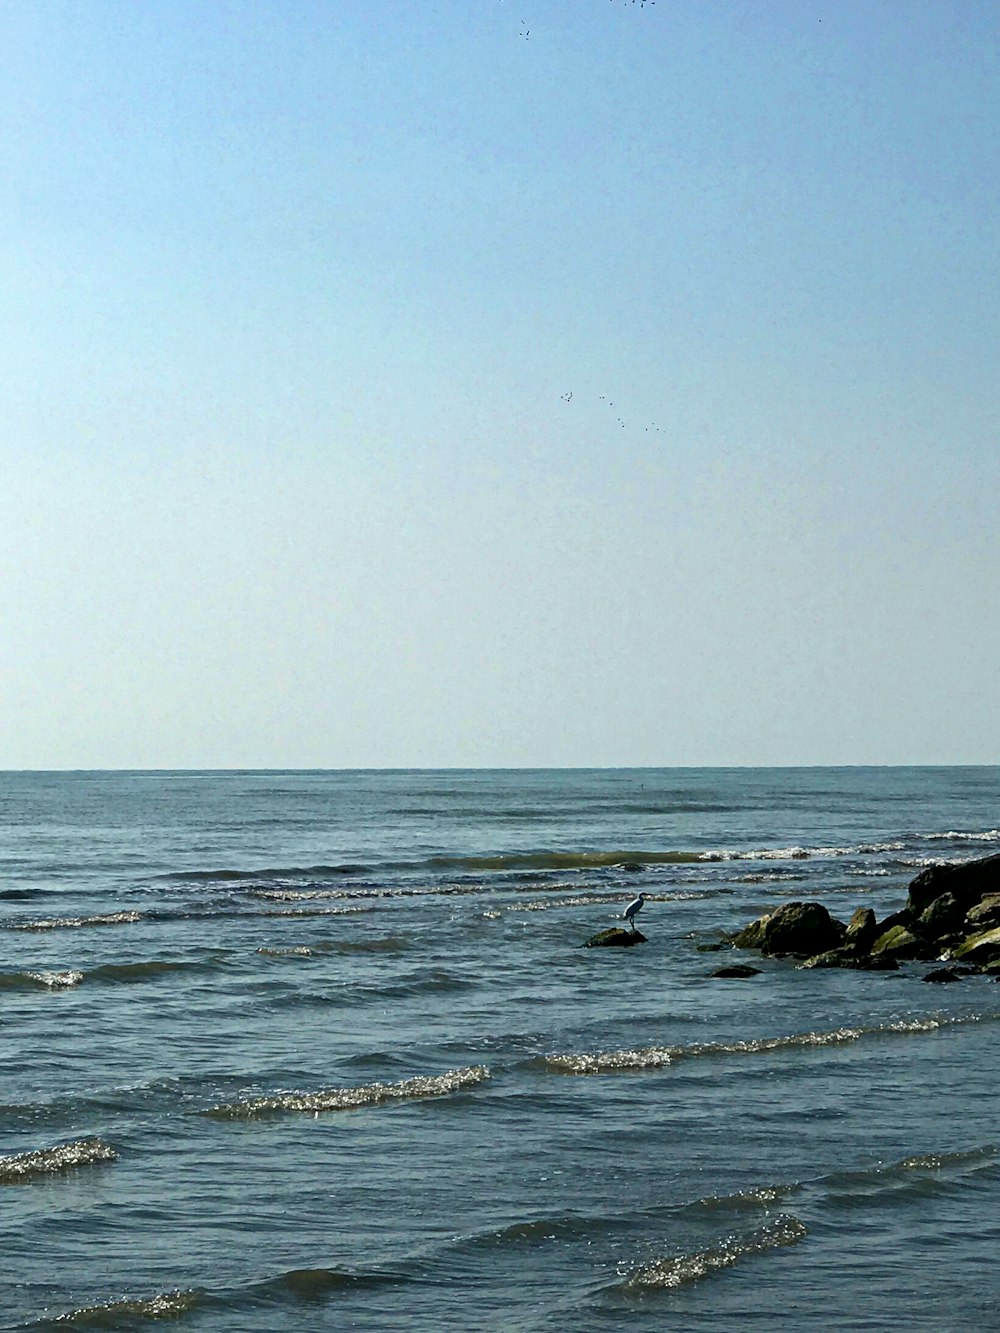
[559,391,665,437]
[506,0,655,40]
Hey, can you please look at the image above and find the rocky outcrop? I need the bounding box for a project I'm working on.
[728,852,1000,974]
[731,901,844,957]
[906,852,1000,916]
[584,927,647,948]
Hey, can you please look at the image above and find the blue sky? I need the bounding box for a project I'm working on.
[3,0,998,767]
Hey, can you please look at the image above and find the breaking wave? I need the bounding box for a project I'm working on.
[543,1016,974,1075]
[8,911,144,932]
[27,1289,201,1327]
[0,969,84,990]
[621,1214,807,1289]
[203,1065,490,1119]
[0,1138,118,1183]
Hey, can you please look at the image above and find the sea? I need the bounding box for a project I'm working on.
[2,766,999,1331]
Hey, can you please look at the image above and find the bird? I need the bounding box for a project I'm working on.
[623,892,646,931]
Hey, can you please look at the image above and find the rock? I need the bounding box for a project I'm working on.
[922,967,962,983]
[916,892,965,936]
[948,924,1000,964]
[844,907,878,952]
[907,852,1000,916]
[711,964,761,978]
[965,894,1000,929]
[799,947,858,969]
[873,908,911,936]
[730,914,772,949]
[583,927,647,948]
[853,953,899,971]
[757,901,845,957]
[870,924,927,959]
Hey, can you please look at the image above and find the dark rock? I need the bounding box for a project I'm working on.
[948,924,1000,965]
[870,924,928,960]
[731,914,772,950]
[907,852,1000,917]
[696,940,730,953]
[758,901,845,958]
[853,953,899,971]
[922,968,962,984]
[844,907,878,952]
[583,927,647,948]
[711,964,761,978]
[873,908,912,936]
[798,947,857,969]
[965,894,1000,929]
[916,892,965,937]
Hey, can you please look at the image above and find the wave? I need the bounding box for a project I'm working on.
[620,1214,807,1290]
[7,911,144,932]
[162,863,368,882]
[925,829,1000,844]
[258,905,375,919]
[0,1138,118,1184]
[0,969,84,990]
[682,1184,799,1215]
[89,960,199,984]
[238,1265,399,1302]
[822,1144,999,1202]
[542,1016,978,1075]
[203,1065,490,1119]
[153,835,959,887]
[25,1289,200,1328]
[0,960,204,991]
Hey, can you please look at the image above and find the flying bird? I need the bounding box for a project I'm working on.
[623,892,646,931]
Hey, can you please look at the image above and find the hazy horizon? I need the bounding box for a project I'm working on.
[4,1,997,769]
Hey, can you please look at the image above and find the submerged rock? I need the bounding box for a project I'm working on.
[583,927,647,948]
[922,967,962,984]
[711,964,761,979]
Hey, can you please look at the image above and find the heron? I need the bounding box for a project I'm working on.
[623,892,646,931]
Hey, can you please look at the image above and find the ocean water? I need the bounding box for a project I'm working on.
[2,766,999,1331]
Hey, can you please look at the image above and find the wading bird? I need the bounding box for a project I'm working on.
[623,892,646,931]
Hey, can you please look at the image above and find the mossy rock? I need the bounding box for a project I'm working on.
[583,927,647,948]
[949,924,1000,964]
[799,947,857,969]
[870,924,925,959]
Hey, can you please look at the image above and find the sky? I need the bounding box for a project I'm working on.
[2,0,998,769]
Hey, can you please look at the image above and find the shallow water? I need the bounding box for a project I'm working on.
[2,767,999,1330]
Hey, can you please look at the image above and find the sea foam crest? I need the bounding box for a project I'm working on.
[545,1018,950,1075]
[204,1065,490,1119]
[26,970,84,989]
[925,829,1000,843]
[10,911,143,932]
[0,1138,118,1183]
[0,969,85,991]
[624,1214,806,1289]
[39,1289,200,1326]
